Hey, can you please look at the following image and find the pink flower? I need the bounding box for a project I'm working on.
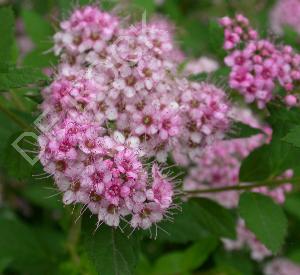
[157,107,181,140]
[81,159,113,193]
[104,179,123,205]
[98,202,128,227]
[130,202,164,229]
[132,105,159,136]
[78,127,105,155]
[114,149,143,179]
[147,164,173,209]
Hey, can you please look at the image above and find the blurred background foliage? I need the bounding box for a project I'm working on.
[1,0,300,274]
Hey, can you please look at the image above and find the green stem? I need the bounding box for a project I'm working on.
[185,177,300,195]
[66,207,82,266]
[0,100,29,130]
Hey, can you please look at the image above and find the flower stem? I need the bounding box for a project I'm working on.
[185,177,300,195]
[67,207,82,266]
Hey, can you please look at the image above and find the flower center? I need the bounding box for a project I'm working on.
[143,115,153,126]
[125,75,137,86]
[70,180,81,192]
[73,35,82,45]
[98,101,107,112]
[136,101,145,111]
[56,160,67,172]
[190,100,199,108]
[90,191,102,202]
[143,68,152,77]
[85,139,95,149]
[186,121,197,132]
[91,32,100,41]
[140,208,151,219]
[107,204,117,214]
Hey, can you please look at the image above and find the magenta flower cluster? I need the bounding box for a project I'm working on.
[220,14,300,108]
[38,5,231,230]
[270,0,300,36]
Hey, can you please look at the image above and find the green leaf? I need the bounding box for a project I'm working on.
[136,254,152,275]
[266,105,300,177]
[267,104,300,132]
[158,199,236,243]
[0,7,15,64]
[0,111,18,166]
[21,10,57,68]
[0,258,12,273]
[284,193,300,221]
[83,219,140,275]
[191,198,236,239]
[59,0,93,15]
[227,122,263,139]
[180,19,209,56]
[208,19,225,59]
[31,0,55,15]
[214,249,254,275]
[153,236,217,275]
[283,125,300,148]
[239,145,271,182]
[0,67,48,90]
[0,215,51,274]
[3,132,35,180]
[239,192,288,253]
[157,201,212,243]
[22,10,53,49]
[162,0,184,24]
[283,26,299,50]
[132,0,155,15]
[287,249,300,265]
[23,47,57,68]
[22,181,63,210]
[239,134,300,182]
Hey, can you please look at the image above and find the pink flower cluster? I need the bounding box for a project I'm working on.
[220,14,300,108]
[172,80,231,166]
[39,112,174,229]
[264,258,300,275]
[38,5,232,229]
[54,6,119,60]
[184,107,293,260]
[219,14,258,50]
[48,5,231,163]
[270,0,300,35]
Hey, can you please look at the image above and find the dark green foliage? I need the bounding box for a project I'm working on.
[239,192,288,253]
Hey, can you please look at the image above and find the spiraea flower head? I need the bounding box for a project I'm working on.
[220,14,300,108]
[39,5,233,231]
